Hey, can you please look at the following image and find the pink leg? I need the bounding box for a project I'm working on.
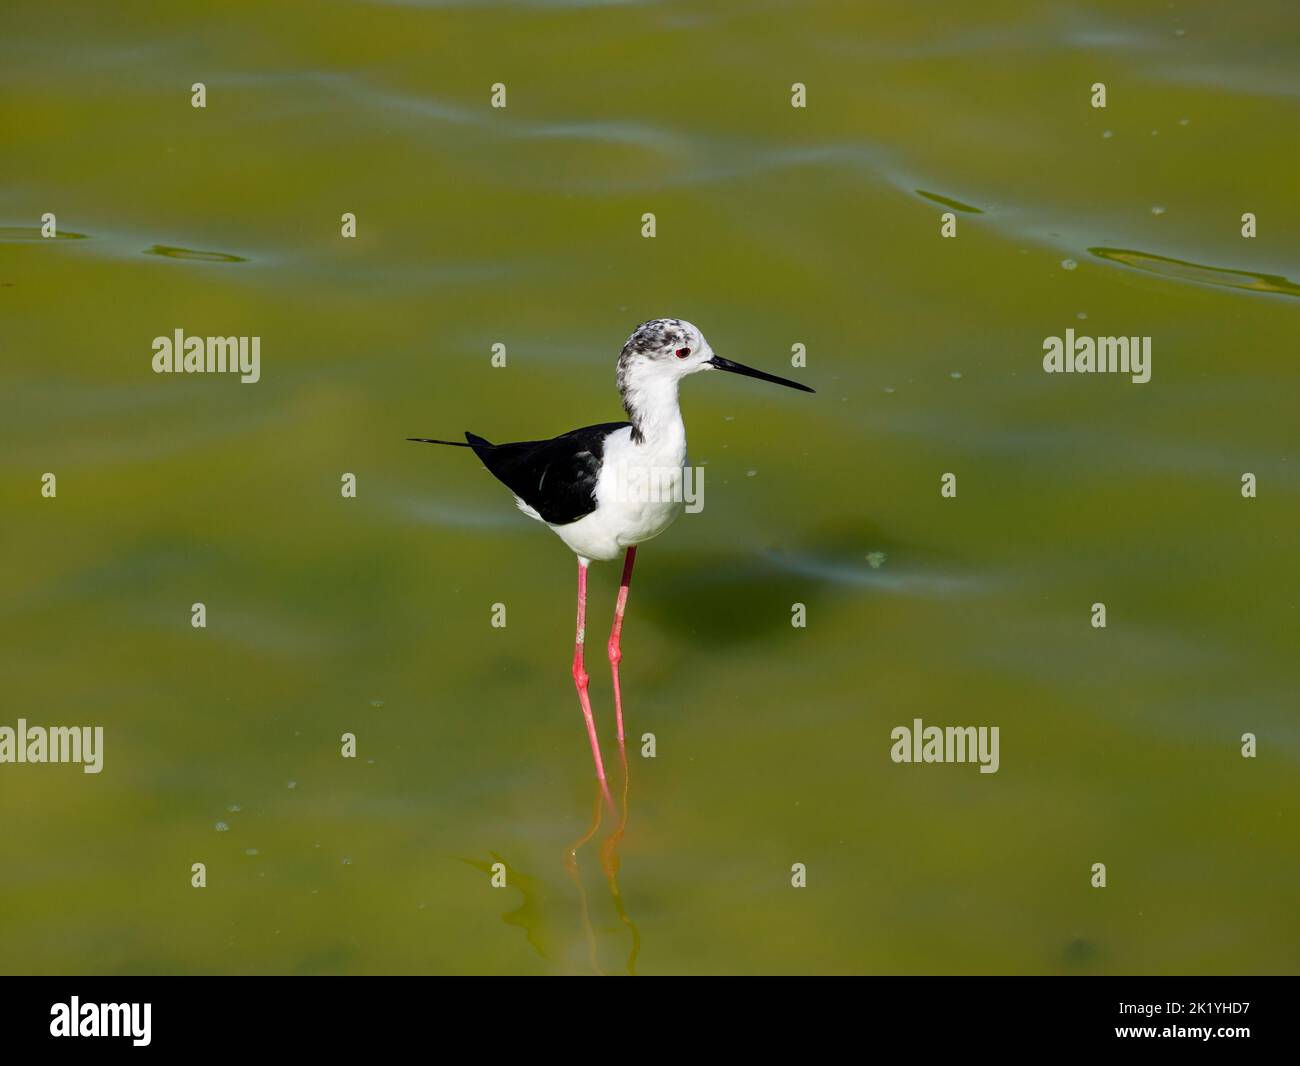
[607,546,637,776]
[573,559,615,815]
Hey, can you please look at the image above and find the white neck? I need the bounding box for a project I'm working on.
[622,370,686,448]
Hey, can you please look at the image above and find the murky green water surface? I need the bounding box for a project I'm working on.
[2,0,1297,974]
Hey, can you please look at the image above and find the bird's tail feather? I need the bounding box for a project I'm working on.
[407,432,494,449]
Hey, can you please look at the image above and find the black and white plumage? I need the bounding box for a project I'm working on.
[463,423,630,525]
[410,318,813,562]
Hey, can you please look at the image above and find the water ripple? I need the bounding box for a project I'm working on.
[144,244,248,263]
[916,189,984,214]
[1089,246,1300,299]
[0,225,89,241]
[762,549,981,596]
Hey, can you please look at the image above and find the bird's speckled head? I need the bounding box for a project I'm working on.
[616,318,715,435]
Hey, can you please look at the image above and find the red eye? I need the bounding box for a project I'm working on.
[675,347,691,359]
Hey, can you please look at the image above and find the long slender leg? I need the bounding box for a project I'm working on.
[607,546,637,779]
[573,558,615,815]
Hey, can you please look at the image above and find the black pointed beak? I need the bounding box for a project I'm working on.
[706,355,815,393]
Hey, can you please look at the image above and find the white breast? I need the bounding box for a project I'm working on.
[548,425,687,561]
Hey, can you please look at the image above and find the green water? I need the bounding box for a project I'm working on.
[2,0,1297,975]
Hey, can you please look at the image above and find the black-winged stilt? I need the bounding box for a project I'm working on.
[410,318,814,812]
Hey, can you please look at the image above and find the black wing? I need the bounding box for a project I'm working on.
[465,422,631,525]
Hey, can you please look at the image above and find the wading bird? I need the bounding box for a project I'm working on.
[410,318,813,812]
